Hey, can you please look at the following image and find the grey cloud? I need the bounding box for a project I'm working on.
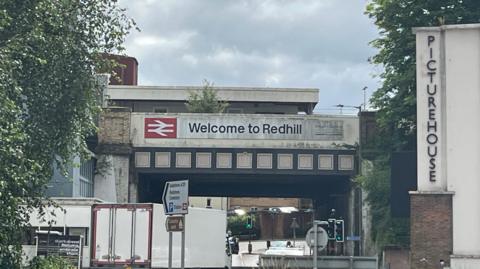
[119,0,380,112]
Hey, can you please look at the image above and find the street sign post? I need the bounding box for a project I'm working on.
[162,180,189,269]
[290,218,300,247]
[166,216,185,232]
[306,221,329,269]
[162,180,189,215]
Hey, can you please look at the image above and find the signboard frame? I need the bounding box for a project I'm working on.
[162,180,189,269]
[162,180,189,215]
[36,233,83,268]
[165,216,185,232]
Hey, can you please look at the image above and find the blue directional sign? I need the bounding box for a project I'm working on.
[162,180,189,215]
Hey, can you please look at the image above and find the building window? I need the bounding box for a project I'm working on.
[23,227,89,246]
[79,159,94,197]
[153,107,168,113]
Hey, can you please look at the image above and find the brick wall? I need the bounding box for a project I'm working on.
[383,246,410,269]
[97,107,132,154]
[410,192,453,269]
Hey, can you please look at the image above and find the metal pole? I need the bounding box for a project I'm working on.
[248,229,252,254]
[181,216,186,269]
[168,232,173,269]
[292,217,297,247]
[357,106,363,256]
[313,221,318,269]
[363,86,367,111]
[293,227,296,247]
[78,236,83,269]
[35,236,38,257]
[271,213,274,240]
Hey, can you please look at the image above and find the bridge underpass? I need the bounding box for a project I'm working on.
[89,81,369,257]
[137,172,352,221]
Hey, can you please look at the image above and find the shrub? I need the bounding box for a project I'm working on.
[27,256,76,269]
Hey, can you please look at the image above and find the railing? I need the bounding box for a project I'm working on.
[259,255,378,269]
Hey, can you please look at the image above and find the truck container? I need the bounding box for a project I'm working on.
[91,203,228,269]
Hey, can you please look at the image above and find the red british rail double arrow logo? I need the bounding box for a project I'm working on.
[144,118,177,138]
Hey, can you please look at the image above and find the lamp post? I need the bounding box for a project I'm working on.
[335,103,364,256]
[269,207,280,241]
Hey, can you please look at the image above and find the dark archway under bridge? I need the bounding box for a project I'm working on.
[137,172,352,222]
[137,173,350,201]
[132,147,357,220]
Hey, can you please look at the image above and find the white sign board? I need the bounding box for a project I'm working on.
[305,226,328,251]
[162,180,189,215]
[132,113,359,149]
[415,29,445,191]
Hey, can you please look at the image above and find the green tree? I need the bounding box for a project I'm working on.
[364,0,480,249]
[186,80,229,113]
[0,1,135,267]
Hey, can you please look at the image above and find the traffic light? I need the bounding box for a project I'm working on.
[335,220,344,242]
[246,215,253,229]
[327,218,336,240]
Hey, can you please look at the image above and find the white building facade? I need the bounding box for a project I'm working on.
[413,24,480,269]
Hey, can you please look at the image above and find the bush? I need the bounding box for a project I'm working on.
[227,215,261,240]
[27,256,76,269]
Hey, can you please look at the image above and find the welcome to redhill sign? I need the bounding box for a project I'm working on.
[143,116,342,141]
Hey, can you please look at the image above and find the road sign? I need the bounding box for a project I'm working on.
[37,234,82,267]
[290,218,300,229]
[166,216,185,232]
[162,180,189,215]
[346,235,361,241]
[305,226,328,251]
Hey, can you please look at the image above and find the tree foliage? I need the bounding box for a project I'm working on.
[0,1,135,267]
[27,256,75,269]
[186,80,229,113]
[356,159,409,248]
[367,0,480,152]
[364,0,480,249]
[227,214,260,239]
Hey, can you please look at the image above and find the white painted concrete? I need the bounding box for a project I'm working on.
[93,155,117,202]
[444,27,480,257]
[118,100,301,114]
[107,85,319,104]
[24,198,101,267]
[94,155,130,203]
[189,197,228,210]
[414,23,480,266]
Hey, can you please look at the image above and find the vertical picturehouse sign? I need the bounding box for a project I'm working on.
[415,28,444,190]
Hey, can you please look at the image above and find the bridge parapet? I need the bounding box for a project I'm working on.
[130,113,359,150]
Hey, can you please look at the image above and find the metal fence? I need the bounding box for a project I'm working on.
[259,255,378,269]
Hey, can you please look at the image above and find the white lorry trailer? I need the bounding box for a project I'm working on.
[91,203,229,269]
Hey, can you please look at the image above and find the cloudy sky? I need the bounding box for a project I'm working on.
[119,0,381,114]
